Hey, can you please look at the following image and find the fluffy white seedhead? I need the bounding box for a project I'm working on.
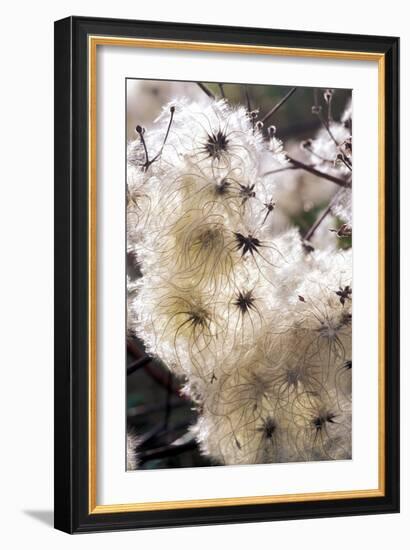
[194,300,352,465]
[304,100,352,177]
[302,101,353,232]
[127,95,352,467]
[331,187,352,225]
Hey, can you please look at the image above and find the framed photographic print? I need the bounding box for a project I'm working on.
[54,16,400,533]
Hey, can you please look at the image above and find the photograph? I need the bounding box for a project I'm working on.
[126,79,353,470]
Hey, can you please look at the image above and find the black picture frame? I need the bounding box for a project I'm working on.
[54,15,400,533]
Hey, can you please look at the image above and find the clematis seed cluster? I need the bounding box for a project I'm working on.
[127,98,352,466]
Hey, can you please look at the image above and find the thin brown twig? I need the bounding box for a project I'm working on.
[317,113,338,145]
[285,156,351,188]
[304,191,342,241]
[245,85,251,113]
[127,338,184,397]
[263,165,300,177]
[127,355,152,376]
[313,88,338,145]
[197,82,215,100]
[127,338,146,360]
[261,87,297,123]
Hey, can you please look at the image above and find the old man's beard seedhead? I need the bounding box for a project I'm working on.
[127,94,352,467]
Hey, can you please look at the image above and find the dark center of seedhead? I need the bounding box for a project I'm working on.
[238,183,256,204]
[186,305,211,331]
[204,130,229,159]
[195,227,223,250]
[233,289,257,315]
[343,118,352,132]
[258,417,277,440]
[215,178,231,196]
[340,311,352,326]
[312,411,336,432]
[335,285,352,306]
[234,232,262,257]
[285,367,302,389]
[265,200,275,212]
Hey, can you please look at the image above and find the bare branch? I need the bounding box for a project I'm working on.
[263,165,300,177]
[286,156,351,188]
[304,191,343,241]
[197,82,215,100]
[127,355,152,376]
[262,87,297,123]
[127,338,184,397]
[245,84,251,113]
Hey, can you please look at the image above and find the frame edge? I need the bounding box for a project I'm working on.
[54,16,74,534]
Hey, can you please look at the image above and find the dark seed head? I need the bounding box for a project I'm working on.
[302,238,315,253]
[264,200,275,213]
[343,118,352,132]
[285,367,301,389]
[258,417,277,439]
[335,285,352,306]
[239,183,256,204]
[186,305,211,331]
[312,411,336,431]
[312,416,323,431]
[195,227,223,250]
[234,232,262,257]
[301,138,313,150]
[204,130,229,159]
[233,289,256,315]
[215,178,231,195]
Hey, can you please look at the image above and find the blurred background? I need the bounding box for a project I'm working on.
[126,79,352,470]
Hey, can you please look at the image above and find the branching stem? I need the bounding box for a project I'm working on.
[286,156,351,188]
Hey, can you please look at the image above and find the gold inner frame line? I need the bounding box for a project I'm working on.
[88,35,386,514]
